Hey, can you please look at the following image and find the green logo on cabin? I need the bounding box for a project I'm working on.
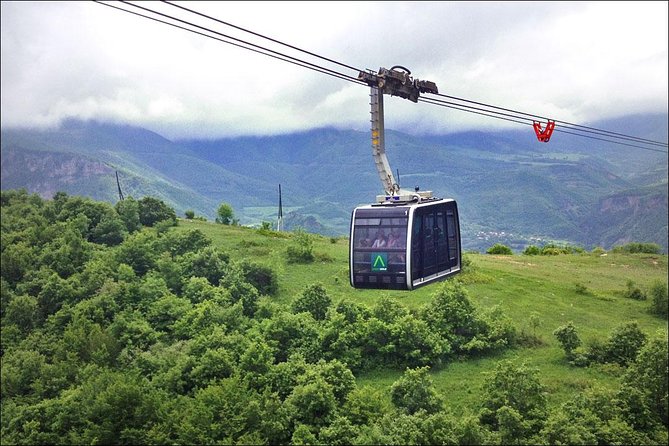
[371,252,388,272]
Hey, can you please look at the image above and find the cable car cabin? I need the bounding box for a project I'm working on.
[350,199,461,290]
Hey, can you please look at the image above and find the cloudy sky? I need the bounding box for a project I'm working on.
[1,1,667,139]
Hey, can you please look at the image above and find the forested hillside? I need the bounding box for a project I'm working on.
[1,190,667,445]
[2,114,667,252]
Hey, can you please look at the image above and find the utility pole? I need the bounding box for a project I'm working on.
[358,66,438,203]
[116,171,124,201]
[277,184,283,231]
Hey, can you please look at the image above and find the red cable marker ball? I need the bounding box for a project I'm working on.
[533,120,556,142]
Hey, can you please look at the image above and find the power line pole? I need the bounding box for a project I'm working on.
[116,171,125,201]
[277,184,283,231]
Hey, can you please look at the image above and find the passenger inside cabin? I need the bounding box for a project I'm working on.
[387,231,399,248]
[359,229,372,247]
[372,229,387,248]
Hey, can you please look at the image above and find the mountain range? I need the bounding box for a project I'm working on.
[1,114,667,252]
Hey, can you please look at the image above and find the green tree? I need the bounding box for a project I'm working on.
[114,230,158,277]
[612,242,661,254]
[624,279,646,300]
[341,387,387,426]
[261,311,321,363]
[146,293,192,335]
[553,321,582,360]
[286,228,314,263]
[41,225,94,278]
[487,243,513,255]
[179,246,230,286]
[602,321,648,366]
[109,309,159,351]
[155,228,211,258]
[390,366,443,415]
[187,377,255,443]
[479,360,547,439]
[649,281,668,318]
[390,314,446,368]
[318,416,360,445]
[301,360,356,405]
[620,332,668,428]
[138,196,177,227]
[372,296,409,323]
[36,272,77,321]
[181,276,228,304]
[267,353,309,400]
[238,260,278,296]
[90,208,127,246]
[292,283,332,321]
[285,376,338,428]
[217,265,259,317]
[523,245,542,255]
[4,294,38,333]
[67,368,163,445]
[115,196,142,233]
[538,386,658,445]
[1,241,36,285]
[216,202,235,225]
[291,424,318,445]
[420,281,477,354]
[0,349,46,397]
[172,300,228,339]
[55,195,111,238]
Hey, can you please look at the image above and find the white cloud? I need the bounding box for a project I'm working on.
[1,1,667,139]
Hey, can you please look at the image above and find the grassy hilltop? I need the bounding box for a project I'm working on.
[179,219,668,412]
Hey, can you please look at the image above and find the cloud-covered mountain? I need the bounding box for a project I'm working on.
[1,114,666,252]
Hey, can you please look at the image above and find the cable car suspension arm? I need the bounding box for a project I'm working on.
[358,66,438,202]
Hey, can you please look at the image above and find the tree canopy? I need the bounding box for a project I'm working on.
[1,189,666,445]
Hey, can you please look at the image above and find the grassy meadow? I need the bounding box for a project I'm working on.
[175,219,668,415]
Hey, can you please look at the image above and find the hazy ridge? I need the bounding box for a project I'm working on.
[1,114,667,251]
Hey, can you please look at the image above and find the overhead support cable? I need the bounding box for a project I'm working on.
[420,97,668,153]
[95,1,365,86]
[95,1,668,154]
[427,92,668,149]
[161,0,364,74]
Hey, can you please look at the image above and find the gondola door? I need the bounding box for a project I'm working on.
[411,207,439,282]
[409,201,460,288]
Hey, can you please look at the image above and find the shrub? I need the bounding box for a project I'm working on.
[421,281,514,355]
[619,332,668,428]
[624,280,646,301]
[286,229,314,263]
[612,243,662,254]
[540,243,585,255]
[602,322,648,366]
[479,360,547,438]
[390,366,443,415]
[487,243,512,255]
[523,245,542,255]
[574,282,592,296]
[138,196,177,227]
[554,322,582,360]
[215,202,235,225]
[648,281,668,319]
[238,260,279,296]
[292,283,331,321]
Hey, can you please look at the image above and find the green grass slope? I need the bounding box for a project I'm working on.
[176,220,668,415]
